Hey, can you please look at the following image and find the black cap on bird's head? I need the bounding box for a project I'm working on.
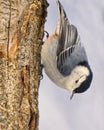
[70,61,93,99]
[74,61,93,93]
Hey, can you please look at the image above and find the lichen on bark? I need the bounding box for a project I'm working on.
[0,0,48,130]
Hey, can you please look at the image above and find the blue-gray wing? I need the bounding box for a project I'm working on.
[57,46,76,76]
[57,45,88,76]
[56,0,81,76]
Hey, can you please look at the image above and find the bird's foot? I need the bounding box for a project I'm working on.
[44,30,49,38]
[40,64,44,80]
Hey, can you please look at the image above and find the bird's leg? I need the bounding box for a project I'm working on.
[40,64,44,80]
[44,30,49,38]
[40,30,49,79]
[43,31,49,43]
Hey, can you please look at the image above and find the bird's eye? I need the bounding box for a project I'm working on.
[75,80,79,83]
[75,75,85,84]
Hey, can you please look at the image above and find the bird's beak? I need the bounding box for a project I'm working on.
[70,91,74,100]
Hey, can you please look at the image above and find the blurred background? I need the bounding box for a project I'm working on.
[39,0,104,130]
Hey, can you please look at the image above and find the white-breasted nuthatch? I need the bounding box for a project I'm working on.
[41,0,93,99]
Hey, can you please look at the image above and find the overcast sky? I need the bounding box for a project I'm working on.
[39,0,104,130]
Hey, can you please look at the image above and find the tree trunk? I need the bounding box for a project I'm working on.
[0,0,48,130]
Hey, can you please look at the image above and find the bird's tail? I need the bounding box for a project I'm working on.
[55,0,68,38]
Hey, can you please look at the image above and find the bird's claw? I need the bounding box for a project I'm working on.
[44,31,49,39]
[40,64,44,80]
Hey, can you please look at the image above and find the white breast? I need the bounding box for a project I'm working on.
[41,36,65,88]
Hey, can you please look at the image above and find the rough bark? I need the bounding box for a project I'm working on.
[0,0,48,130]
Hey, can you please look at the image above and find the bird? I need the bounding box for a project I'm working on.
[41,0,93,99]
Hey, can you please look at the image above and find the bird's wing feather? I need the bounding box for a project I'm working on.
[56,0,81,76]
[56,0,81,56]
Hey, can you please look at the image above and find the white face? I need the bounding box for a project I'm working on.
[65,65,90,92]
